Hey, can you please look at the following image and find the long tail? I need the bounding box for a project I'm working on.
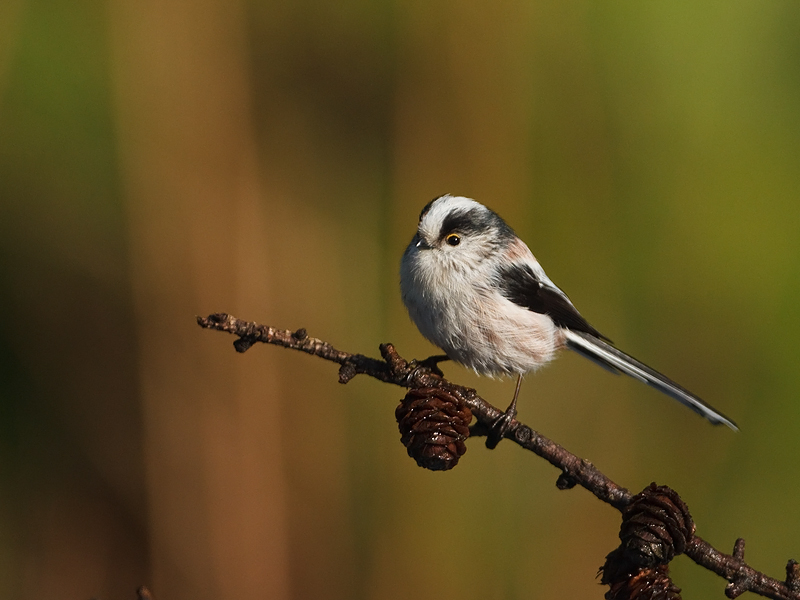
[563,330,738,431]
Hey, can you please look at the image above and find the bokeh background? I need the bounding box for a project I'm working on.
[1,1,799,598]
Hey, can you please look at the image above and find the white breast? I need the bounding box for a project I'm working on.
[400,243,564,377]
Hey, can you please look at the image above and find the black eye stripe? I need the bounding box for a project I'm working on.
[439,209,483,238]
[438,207,517,243]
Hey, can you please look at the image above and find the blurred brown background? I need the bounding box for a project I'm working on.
[1,1,799,598]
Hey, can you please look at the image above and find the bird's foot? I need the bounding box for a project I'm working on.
[407,354,450,379]
[486,404,517,449]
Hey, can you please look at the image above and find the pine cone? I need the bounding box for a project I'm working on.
[620,483,695,567]
[604,562,682,600]
[601,484,694,600]
[396,387,472,471]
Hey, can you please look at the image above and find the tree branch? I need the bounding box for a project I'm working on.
[197,312,798,600]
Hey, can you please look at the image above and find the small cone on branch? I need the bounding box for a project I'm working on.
[396,387,472,471]
[601,484,694,600]
[603,562,682,600]
[620,483,695,567]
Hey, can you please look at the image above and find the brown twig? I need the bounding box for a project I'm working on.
[197,312,799,599]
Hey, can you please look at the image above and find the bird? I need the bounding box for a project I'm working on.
[399,194,737,442]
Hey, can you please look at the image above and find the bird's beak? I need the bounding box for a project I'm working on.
[414,234,432,250]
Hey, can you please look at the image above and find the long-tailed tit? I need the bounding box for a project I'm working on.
[400,194,737,441]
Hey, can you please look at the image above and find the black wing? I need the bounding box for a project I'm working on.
[495,263,611,341]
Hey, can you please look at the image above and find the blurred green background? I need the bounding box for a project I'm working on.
[1,0,799,598]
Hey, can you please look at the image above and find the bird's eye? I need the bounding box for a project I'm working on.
[445,234,461,246]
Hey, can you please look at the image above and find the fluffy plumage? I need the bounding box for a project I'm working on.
[400,194,737,430]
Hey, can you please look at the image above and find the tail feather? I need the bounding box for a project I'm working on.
[563,330,738,431]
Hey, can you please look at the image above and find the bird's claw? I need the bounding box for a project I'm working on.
[486,405,517,449]
[407,354,450,380]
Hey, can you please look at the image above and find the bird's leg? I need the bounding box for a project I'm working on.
[486,373,523,449]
